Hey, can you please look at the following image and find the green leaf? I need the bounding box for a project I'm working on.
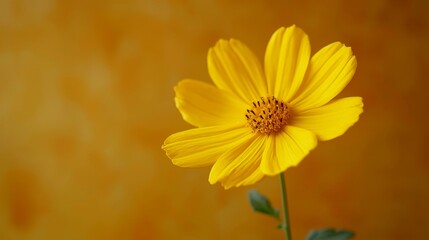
[305,228,355,240]
[247,190,279,220]
[277,223,286,229]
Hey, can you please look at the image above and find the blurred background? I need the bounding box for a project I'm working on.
[1,0,428,239]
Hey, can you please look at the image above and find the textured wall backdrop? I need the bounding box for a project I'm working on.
[1,0,428,239]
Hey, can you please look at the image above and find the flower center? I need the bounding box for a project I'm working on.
[245,96,290,135]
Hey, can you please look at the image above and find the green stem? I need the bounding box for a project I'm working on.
[279,172,292,240]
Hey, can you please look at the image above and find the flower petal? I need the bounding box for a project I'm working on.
[208,39,267,103]
[291,42,357,110]
[162,125,251,167]
[260,134,279,175]
[264,25,311,101]
[290,97,364,141]
[233,168,265,188]
[261,126,317,175]
[209,135,265,188]
[175,79,247,127]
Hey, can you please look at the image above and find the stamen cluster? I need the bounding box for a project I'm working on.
[245,96,290,135]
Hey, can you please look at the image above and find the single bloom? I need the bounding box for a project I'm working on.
[162,25,363,189]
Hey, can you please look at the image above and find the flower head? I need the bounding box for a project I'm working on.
[162,25,363,189]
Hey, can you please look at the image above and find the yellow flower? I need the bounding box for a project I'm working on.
[162,25,363,189]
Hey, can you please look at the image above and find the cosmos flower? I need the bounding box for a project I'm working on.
[162,25,363,189]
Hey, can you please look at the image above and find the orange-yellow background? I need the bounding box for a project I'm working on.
[1,0,428,239]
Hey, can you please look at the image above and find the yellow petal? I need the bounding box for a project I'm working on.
[162,125,251,167]
[290,97,364,141]
[264,25,311,101]
[208,39,267,103]
[209,135,265,188]
[175,79,247,127]
[291,42,357,110]
[233,167,265,189]
[261,126,317,175]
[260,134,279,175]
